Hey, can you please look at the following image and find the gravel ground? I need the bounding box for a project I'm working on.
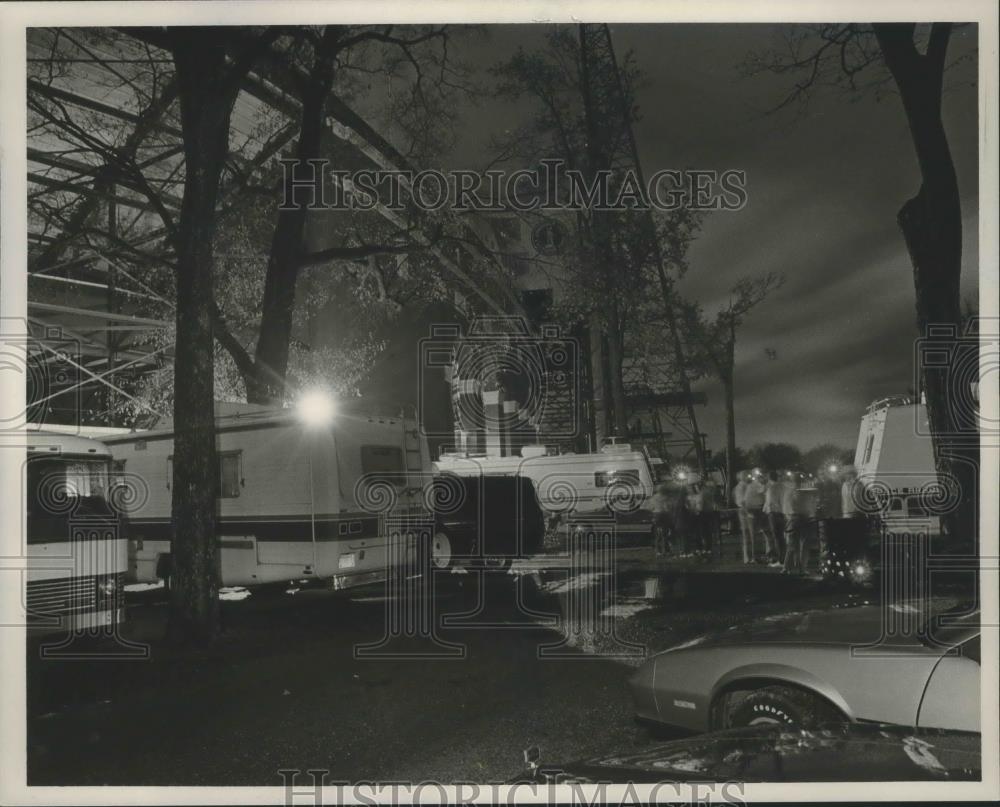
[26,564,966,785]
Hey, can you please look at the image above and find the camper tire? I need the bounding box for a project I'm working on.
[429,531,453,570]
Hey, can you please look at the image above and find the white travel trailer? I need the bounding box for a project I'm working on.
[104,401,434,590]
[434,440,659,532]
[853,396,942,536]
[25,430,128,633]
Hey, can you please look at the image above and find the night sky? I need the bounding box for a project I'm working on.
[444,23,980,454]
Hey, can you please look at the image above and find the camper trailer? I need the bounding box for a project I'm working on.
[433,441,658,536]
[854,396,942,537]
[104,402,435,590]
[821,396,948,586]
[25,431,128,634]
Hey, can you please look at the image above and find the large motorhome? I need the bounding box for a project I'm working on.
[853,396,942,537]
[433,440,659,534]
[25,431,128,634]
[103,401,436,590]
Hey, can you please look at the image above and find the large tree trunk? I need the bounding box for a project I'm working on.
[874,23,977,546]
[248,31,340,405]
[167,30,244,644]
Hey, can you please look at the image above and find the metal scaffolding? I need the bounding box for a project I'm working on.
[26,27,522,427]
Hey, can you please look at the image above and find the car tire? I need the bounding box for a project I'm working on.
[726,685,839,729]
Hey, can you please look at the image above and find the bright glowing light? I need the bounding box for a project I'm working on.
[851,560,872,583]
[786,471,793,478]
[827,463,839,475]
[297,390,336,428]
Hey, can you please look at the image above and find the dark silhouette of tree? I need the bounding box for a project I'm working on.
[681,272,784,500]
[750,442,803,472]
[141,25,280,644]
[802,442,855,472]
[490,28,704,447]
[230,25,471,404]
[744,22,978,544]
[28,26,481,418]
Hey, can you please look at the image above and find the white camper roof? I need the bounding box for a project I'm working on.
[25,430,112,458]
[855,399,936,491]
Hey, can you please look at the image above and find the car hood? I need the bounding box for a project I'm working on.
[660,605,934,653]
[513,724,980,783]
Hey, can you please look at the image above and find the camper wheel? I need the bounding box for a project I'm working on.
[430,531,453,570]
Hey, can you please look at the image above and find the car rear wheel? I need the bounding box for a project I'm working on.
[725,685,839,729]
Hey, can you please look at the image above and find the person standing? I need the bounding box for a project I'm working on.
[733,471,751,563]
[687,482,702,556]
[817,468,842,520]
[763,471,786,563]
[782,475,812,574]
[744,471,767,561]
[698,479,720,560]
[672,485,692,555]
[650,482,673,558]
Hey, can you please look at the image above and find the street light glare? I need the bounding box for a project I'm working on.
[297,390,336,427]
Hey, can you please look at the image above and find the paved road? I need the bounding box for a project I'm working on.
[26,567,886,785]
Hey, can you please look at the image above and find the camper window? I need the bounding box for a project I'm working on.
[168,452,243,497]
[594,469,641,488]
[219,451,242,498]
[863,434,875,464]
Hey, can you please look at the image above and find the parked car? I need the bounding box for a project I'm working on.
[432,474,545,571]
[513,723,980,783]
[628,604,980,733]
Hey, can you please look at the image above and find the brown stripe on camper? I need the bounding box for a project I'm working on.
[128,514,386,542]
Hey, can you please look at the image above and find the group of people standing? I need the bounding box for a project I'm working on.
[650,477,721,559]
[734,467,865,574]
[734,470,800,571]
[651,465,867,575]
[651,466,863,574]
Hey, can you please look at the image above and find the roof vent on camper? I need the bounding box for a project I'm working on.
[520,445,549,459]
